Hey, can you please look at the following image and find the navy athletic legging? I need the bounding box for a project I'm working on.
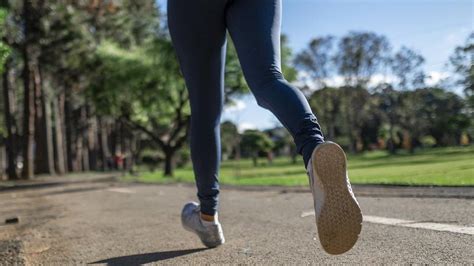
[168,0,324,215]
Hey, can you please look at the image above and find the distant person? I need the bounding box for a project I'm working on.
[168,0,362,255]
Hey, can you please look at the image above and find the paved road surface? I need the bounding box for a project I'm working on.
[0,177,473,264]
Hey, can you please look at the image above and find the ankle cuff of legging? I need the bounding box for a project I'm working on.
[199,203,217,216]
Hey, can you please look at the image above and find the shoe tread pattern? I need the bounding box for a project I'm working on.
[312,142,362,255]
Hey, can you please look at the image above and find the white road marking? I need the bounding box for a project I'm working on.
[106,188,135,194]
[300,210,474,235]
[301,210,315,218]
[363,215,474,235]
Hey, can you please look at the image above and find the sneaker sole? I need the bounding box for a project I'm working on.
[311,142,362,255]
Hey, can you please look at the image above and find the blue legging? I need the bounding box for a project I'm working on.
[168,0,324,215]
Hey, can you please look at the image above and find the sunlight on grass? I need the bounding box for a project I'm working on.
[125,146,474,187]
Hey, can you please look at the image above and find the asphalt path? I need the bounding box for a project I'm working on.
[0,177,472,264]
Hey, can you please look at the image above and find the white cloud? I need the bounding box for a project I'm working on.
[238,122,257,133]
[425,71,450,86]
[224,99,246,113]
[368,74,398,87]
[298,70,454,90]
[297,71,397,90]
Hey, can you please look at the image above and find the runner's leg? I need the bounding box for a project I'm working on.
[225,0,324,166]
[168,0,228,215]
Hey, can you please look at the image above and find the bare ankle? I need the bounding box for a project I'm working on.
[200,212,216,222]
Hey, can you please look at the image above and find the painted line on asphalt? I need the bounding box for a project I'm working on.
[301,210,474,235]
[106,188,135,194]
[363,215,474,235]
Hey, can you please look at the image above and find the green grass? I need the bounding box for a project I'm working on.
[126,146,474,187]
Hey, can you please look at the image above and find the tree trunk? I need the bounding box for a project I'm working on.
[128,134,138,173]
[64,85,75,172]
[290,145,297,164]
[2,59,19,180]
[79,106,89,171]
[86,106,99,170]
[344,90,356,154]
[234,137,242,177]
[52,94,66,175]
[328,123,336,141]
[98,117,111,170]
[122,132,134,172]
[74,131,83,171]
[73,108,85,172]
[22,50,36,179]
[34,64,55,175]
[163,148,175,177]
[388,121,396,154]
[0,145,5,180]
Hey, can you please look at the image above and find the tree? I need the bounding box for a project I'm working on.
[335,31,391,87]
[280,34,298,82]
[449,32,473,142]
[390,46,425,90]
[309,87,341,140]
[224,39,249,104]
[339,86,371,152]
[87,0,160,47]
[449,32,474,101]
[294,36,335,89]
[240,130,274,166]
[20,0,45,179]
[334,32,390,152]
[220,120,239,160]
[0,7,15,179]
[90,39,189,177]
[420,88,468,146]
[0,8,9,72]
[373,83,402,153]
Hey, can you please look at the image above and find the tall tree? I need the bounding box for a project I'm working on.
[334,32,390,152]
[448,32,474,142]
[309,87,341,140]
[390,46,425,90]
[21,0,43,178]
[449,32,473,106]
[294,36,335,89]
[373,83,401,153]
[335,31,391,87]
[90,39,189,176]
[0,7,18,179]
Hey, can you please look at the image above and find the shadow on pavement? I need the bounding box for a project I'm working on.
[90,248,207,265]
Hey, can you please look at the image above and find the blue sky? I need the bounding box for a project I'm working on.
[157,0,473,131]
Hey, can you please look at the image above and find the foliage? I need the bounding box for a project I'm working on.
[220,120,239,159]
[0,8,10,73]
[334,31,391,87]
[240,129,274,166]
[449,32,474,98]
[0,1,472,180]
[390,46,425,89]
[294,35,335,88]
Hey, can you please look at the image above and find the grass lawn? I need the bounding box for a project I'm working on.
[126,146,474,187]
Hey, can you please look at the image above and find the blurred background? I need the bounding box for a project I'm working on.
[0,0,472,186]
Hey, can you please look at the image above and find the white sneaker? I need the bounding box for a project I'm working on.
[181,202,225,248]
[307,142,362,255]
